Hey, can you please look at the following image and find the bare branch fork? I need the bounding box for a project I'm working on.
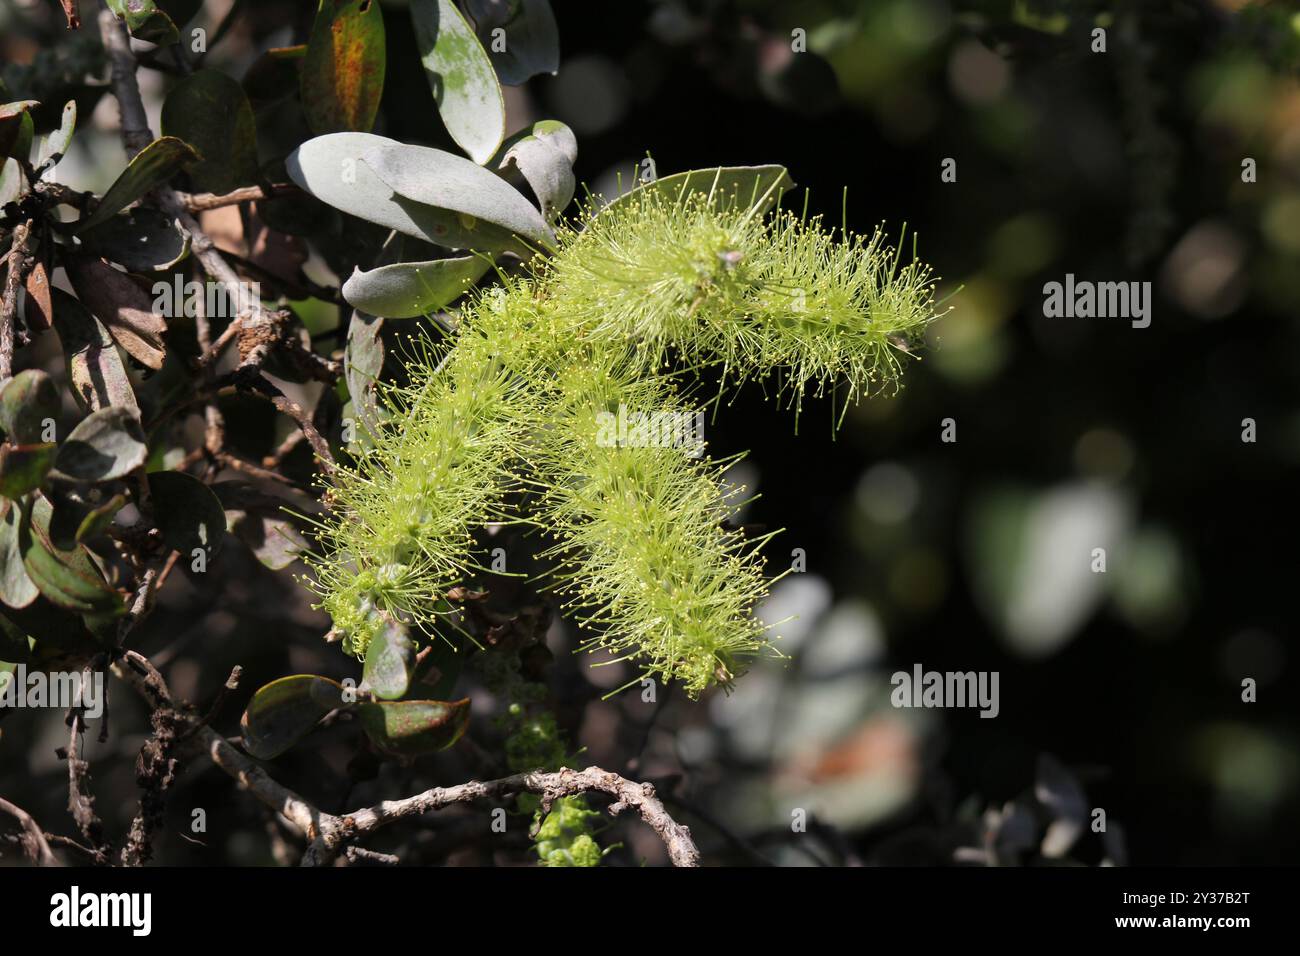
[110,650,700,867]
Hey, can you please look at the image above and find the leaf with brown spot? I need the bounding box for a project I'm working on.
[301,0,386,135]
[65,254,167,370]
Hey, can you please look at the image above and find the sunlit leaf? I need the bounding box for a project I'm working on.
[342,254,489,318]
[411,0,505,164]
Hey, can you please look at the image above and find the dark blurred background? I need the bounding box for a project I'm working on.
[2,0,1297,865]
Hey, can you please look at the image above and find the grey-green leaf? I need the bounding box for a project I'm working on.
[342,254,489,318]
[410,0,506,164]
[362,617,414,700]
[491,120,576,222]
[362,140,554,253]
[52,407,147,483]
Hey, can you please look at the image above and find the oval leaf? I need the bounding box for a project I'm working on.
[49,289,140,414]
[411,0,505,164]
[0,369,60,444]
[65,254,168,370]
[78,207,190,273]
[466,0,559,86]
[73,136,201,234]
[18,496,124,616]
[147,470,226,562]
[491,119,576,222]
[362,140,554,253]
[52,407,147,483]
[358,698,471,756]
[342,254,489,318]
[161,70,258,195]
[0,501,37,609]
[241,674,349,760]
[302,0,386,135]
[362,617,414,700]
[0,444,55,499]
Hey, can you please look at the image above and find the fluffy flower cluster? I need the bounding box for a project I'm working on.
[308,187,940,697]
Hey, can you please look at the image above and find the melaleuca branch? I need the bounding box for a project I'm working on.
[108,650,700,867]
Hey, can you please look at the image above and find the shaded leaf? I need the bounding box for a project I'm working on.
[410,0,505,164]
[302,0,386,135]
[599,164,795,220]
[358,697,471,756]
[466,0,559,86]
[212,482,311,571]
[342,254,489,318]
[362,140,553,253]
[18,496,124,616]
[147,470,226,561]
[49,289,140,414]
[52,407,147,483]
[79,206,190,272]
[241,674,349,760]
[73,136,201,234]
[0,101,37,160]
[0,444,55,499]
[0,597,111,671]
[363,617,413,700]
[0,501,37,609]
[65,254,168,370]
[491,119,576,222]
[48,487,126,552]
[0,369,60,444]
[161,70,258,195]
[344,309,385,440]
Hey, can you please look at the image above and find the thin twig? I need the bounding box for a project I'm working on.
[0,798,61,866]
[177,183,300,213]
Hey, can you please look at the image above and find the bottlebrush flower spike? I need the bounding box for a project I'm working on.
[306,181,943,696]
